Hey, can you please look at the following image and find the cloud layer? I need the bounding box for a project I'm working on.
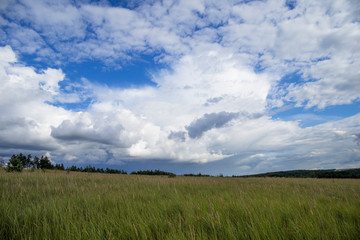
[1,0,360,174]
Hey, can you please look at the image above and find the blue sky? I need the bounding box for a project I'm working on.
[0,0,360,175]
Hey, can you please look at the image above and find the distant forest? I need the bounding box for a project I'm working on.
[2,153,128,174]
[1,153,177,176]
[234,169,360,179]
[2,153,359,178]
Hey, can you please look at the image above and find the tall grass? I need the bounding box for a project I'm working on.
[1,168,359,239]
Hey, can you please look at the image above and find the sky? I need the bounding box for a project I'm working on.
[0,0,360,176]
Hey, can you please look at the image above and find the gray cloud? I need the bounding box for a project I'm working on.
[0,141,56,151]
[51,120,126,146]
[204,97,223,106]
[168,131,186,142]
[186,112,239,139]
[355,133,360,145]
[0,117,38,131]
[0,118,58,151]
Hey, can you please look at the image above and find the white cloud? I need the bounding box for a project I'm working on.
[0,44,358,170]
[269,0,360,108]
[232,113,360,174]
[1,0,360,172]
[0,46,74,153]
[285,56,360,108]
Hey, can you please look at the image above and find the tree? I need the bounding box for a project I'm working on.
[69,165,79,171]
[6,155,23,172]
[39,156,54,169]
[0,157,4,167]
[20,154,33,168]
[8,153,34,169]
[54,163,64,170]
[168,173,176,178]
[26,154,33,168]
[33,156,40,169]
[18,153,26,168]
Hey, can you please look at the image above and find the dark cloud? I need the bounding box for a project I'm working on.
[51,120,126,146]
[186,112,239,138]
[168,131,186,142]
[0,117,38,131]
[0,118,57,151]
[0,142,57,151]
[355,133,360,145]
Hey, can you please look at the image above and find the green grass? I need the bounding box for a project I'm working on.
[1,168,359,239]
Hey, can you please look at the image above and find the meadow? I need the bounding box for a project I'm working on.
[0,168,359,239]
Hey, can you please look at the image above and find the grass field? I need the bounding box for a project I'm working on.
[1,168,359,239]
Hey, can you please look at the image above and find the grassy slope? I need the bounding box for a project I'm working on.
[236,168,360,178]
[0,168,359,239]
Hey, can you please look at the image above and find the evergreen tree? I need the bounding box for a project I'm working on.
[26,154,33,168]
[6,155,23,172]
[39,156,54,169]
[33,156,40,169]
[54,163,65,170]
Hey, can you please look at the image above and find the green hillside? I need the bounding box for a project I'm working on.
[234,168,360,178]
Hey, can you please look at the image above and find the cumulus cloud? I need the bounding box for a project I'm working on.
[228,114,360,174]
[285,56,360,109]
[51,118,125,146]
[0,117,57,151]
[0,46,72,154]
[1,0,360,173]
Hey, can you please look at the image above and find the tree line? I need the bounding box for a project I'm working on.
[130,169,176,177]
[3,153,128,174]
[2,153,179,177]
[5,153,61,172]
[183,173,211,177]
[67,165,127,174]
